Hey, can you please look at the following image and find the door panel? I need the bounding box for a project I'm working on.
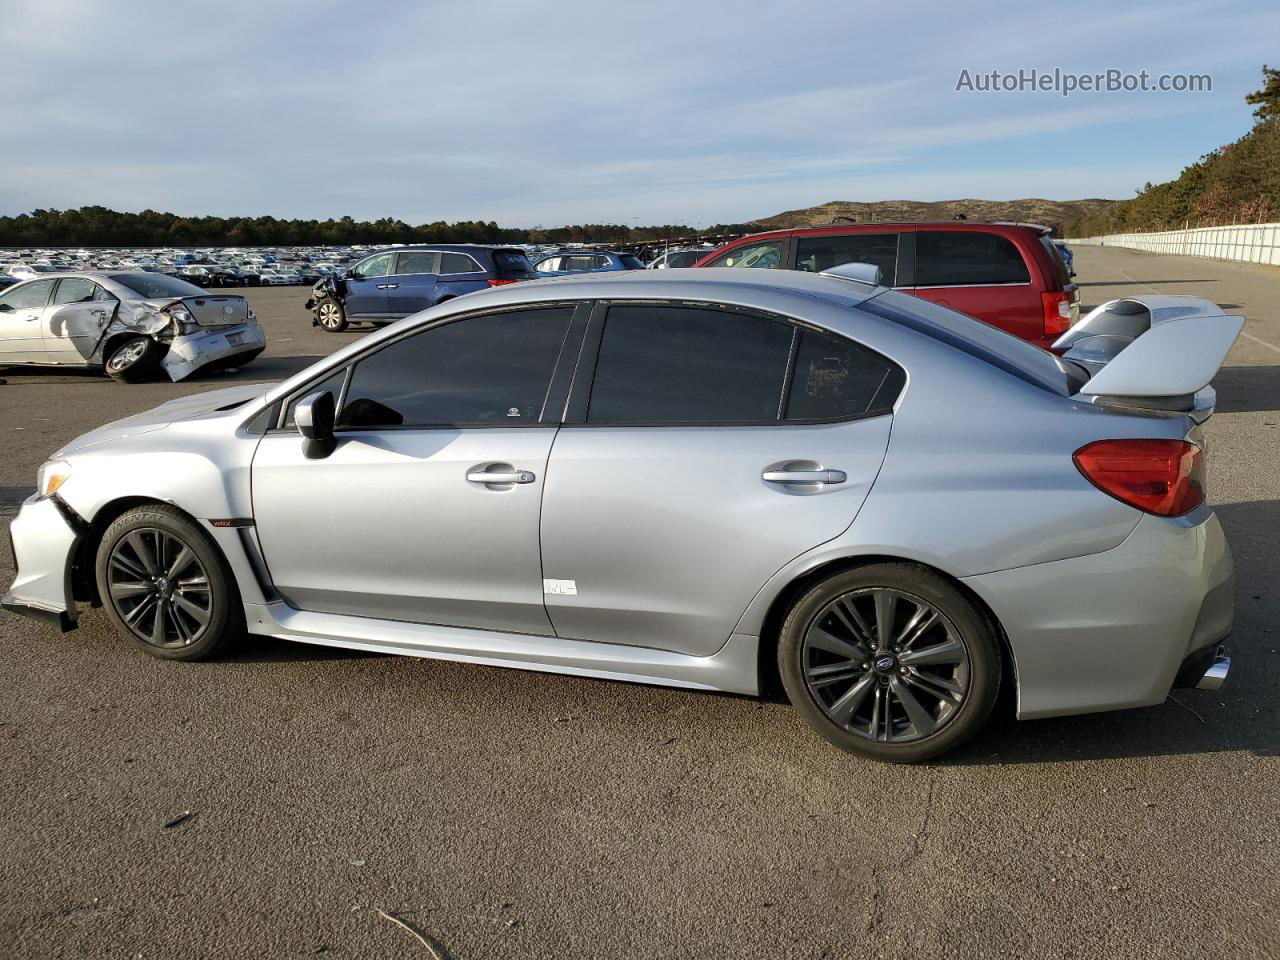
[0,279,57,362]
[343,252,395,317]
[44,280,116,363]
[538,418,892,656]
[910,285,1041,341]
[252,428,558,634]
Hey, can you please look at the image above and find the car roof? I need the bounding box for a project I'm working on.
[714,221,1048,248]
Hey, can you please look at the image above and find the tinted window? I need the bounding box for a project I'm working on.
[439,252,480,275]
[785,328,905,420]
[665,250,704,268]
[338,307,573,428]
[707,240,782,269]
[1039,237,1070,286]
[109,273,205,298]
[0,279,55,310]
[795,233,898,286]
[395,251,440,275]
[619,254,646,270]
[493,251,535,279]
[562,255,598,272]
[588,304,793,423]
[915,231,1029,286]
[353,253,393,279]
[52,278,99,305]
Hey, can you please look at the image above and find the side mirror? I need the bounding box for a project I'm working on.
[295,390,337,460]
[0,303,12,312]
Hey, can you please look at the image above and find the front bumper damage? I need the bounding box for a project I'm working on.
[160,320,266,381]
[2,492,83,631]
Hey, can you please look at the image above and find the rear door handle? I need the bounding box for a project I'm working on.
[375,283,399,289]
[762,469,847,484]
[466,468,536,484]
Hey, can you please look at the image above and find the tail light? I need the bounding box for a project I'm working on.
[1042,291,1073,336]
[1073,439,1204,517]
[487,278,517,287]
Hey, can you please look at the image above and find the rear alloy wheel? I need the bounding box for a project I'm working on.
[94,505,245,660]
[316,300,348,332]
[779,563,1001,763]
[104,336,161,383]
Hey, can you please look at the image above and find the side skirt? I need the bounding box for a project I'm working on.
[243,601,761,695]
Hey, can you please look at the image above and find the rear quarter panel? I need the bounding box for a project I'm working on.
[732,299,1190,636]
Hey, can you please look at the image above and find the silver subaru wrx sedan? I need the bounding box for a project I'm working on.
[2,267,1240,762]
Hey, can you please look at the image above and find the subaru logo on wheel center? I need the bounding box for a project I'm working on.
[875,655,897,672]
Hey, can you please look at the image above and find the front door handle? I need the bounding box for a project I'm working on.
[762,469,847,485]
[374,283,400,289]
[466,467,536,484]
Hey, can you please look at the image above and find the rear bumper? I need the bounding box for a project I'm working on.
[161,319,267,381]
[963,507,1234,719]
[2,493,81,630]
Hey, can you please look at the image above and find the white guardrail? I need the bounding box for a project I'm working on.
[1068,222,1280,266]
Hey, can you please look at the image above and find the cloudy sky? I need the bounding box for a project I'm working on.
[1,0,1276,226]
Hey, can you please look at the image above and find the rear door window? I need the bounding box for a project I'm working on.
[785,328,905,420]
[52,278,100,304]
[394,251,440,276]
[586,304,793,423]
[795,233,898,285]
[915,231,1029,286]
[536,257,562,272]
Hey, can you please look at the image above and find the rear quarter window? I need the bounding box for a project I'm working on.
[915,231,1030,286]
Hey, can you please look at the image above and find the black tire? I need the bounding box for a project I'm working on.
[94,504,246,661]
[778,563,1001,764]
[315,299,348,332]
[104,335,162,383]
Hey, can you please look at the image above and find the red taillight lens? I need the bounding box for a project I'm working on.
[1042,291,1072,336]
[1073,439,1204,517]
[487,278,517,287]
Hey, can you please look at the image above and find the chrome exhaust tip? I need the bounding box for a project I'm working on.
[1196,650,1231,691]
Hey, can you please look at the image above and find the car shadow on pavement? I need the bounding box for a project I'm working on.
[947,498,1280,765]
[1213,365,1280,414]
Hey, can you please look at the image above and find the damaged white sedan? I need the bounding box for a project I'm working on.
[0,272,265,382]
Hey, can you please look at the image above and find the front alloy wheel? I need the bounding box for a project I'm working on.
[107,528,213,648]
[316,300,348,332]
[95,504,244,660]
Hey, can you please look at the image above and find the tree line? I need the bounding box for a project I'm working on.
[0,207,753,249]
[1065,65,1280,236]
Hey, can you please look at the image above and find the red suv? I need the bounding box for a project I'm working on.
[693,222,1078,349]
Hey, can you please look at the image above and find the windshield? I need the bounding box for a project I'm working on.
[109,273,206,299]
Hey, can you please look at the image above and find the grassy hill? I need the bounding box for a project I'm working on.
[1064,66,1280,237]
[750,198,1117,234]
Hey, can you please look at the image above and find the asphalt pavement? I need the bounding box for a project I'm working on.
[1,249,1277,959]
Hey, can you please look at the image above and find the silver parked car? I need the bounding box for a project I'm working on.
[0,271,266,382]
[2,267,1239,762]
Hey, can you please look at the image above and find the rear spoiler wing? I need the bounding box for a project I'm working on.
[1053,296,1243,421]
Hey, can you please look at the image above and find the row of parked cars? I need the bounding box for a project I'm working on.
[308,222,1080,349]
[3,221,1239,765]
